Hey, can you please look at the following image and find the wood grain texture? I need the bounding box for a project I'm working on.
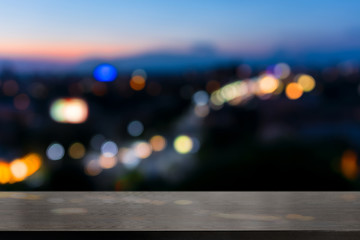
[1,232,360,240]
[0,192,359,231]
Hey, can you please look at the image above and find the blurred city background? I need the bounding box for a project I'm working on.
[0,1,360,190]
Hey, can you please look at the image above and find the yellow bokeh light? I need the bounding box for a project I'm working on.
[10,159,28,182]
[258,75,279,95]
[149,135,167,152]
[296,74,316,92]
[68,142,86,159]
[210,90,225,106]
[285,82,303,100]
[174,135,193,154]
[220,84,238,101]
[0,162,11,184]
[134,142,152,159]
[130,76,146,91]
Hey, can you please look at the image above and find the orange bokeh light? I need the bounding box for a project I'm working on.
[150,135,167,152]
[341,150,359,180]
[0,162,11,184]
[130,76,146,91]
[99,155,117,169]
[285,82,303,100]
[0,153,42,184]
[23,153,42,176]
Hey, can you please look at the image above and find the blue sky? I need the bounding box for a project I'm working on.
[0,0,359,60]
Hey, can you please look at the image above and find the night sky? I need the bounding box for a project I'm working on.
[1,0,359,61]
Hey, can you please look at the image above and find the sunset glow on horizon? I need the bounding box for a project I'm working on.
[0,41,155,61]
[0,0,359,61]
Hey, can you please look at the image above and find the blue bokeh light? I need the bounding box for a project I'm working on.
[93,64,118,82]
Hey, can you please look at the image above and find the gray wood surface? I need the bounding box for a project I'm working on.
[0,192,359,231]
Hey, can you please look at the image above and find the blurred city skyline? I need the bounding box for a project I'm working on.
[1,0,360,62]
[0,1,360,190]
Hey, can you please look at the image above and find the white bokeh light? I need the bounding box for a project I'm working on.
[100,141,118,158]
[193,90,209,106]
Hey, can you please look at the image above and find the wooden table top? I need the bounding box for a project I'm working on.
[0,192,359,231]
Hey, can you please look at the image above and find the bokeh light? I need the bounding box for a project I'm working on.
[127,120,144,137]
[10,159,28,182]
[221,84,238,101]
[190,137,201,153]
[50,98,88,124]
[296,74,316,92]
[149,135,167,152]
[46,142,65,161]
[193,90,209,106]
[93,64,118,82]
[119,148,141,170]
[341,150,358,180]
[130,75,146,91]
[0,162,11,184]
[68,142,86,159]
[99,155,117,169]
[174,135,193,154]
[23,153,42,176]
[132,69,147,79]
[0,0,358,193]
[285,82,303,100]
[0,154,42,185]
[100,141,118,158]
[273,63,291,79]
[194,105,210,117]
[210,90,225,106]
[85,159,102,176]
[258,74,279,95]
[134,141,152,159]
